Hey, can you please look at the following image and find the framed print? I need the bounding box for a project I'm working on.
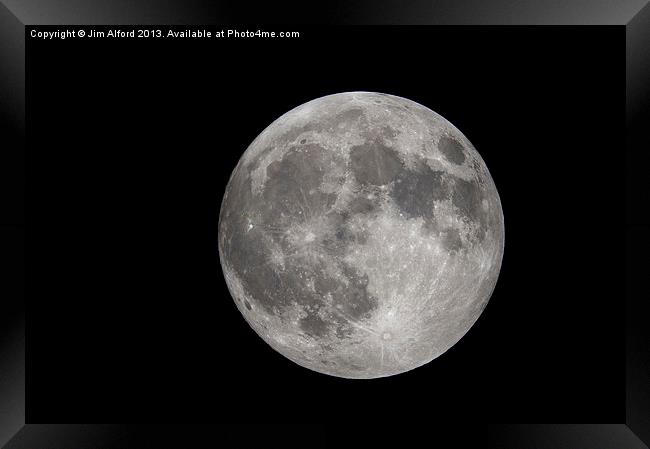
[1,1,648,447]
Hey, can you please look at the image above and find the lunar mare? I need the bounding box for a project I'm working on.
[219,92,504,379]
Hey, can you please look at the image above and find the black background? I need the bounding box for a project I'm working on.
[26,26,624,423]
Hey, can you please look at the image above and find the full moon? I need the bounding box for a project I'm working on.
[219,92,504,379]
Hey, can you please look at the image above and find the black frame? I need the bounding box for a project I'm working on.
[1,1,648,447]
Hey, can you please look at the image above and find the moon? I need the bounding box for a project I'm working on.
[219,92,504,379]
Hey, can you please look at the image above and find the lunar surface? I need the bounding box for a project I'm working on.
[218,92,504,379]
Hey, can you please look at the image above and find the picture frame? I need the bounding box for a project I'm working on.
[1,1,647,447]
